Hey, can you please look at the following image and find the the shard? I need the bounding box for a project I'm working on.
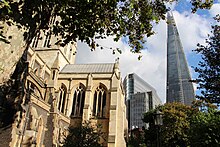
[166,12,195,105]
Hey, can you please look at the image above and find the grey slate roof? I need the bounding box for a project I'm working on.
[60,63,115,73]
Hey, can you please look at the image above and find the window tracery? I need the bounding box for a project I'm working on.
[71,84,85,117]
[31,32,41,48]
[58,84,67,113]
[93,85,107,118]
[43,31,51,47]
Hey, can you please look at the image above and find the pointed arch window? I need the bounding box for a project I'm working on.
[93,85,107,118]
[58,84,67,113]
[43,16,56,48]
[31,32,41,48]
[52,70,56,80]
[43,31,51,47]
[71,84,85,117]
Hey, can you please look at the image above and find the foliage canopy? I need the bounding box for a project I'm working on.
[190,109,220,146]
[0,0,214,53]
[63,121,105,147]
[194,15,220,104]
[143,103,197,147]
[143,102,220,147]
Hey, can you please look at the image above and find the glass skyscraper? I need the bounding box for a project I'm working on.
[166,12,195,105]
[123,73,161,129]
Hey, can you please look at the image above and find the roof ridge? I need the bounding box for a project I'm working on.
[68,63,115,65]
[60,63,115,73]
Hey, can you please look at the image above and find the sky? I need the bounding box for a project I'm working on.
[75,1,220,103]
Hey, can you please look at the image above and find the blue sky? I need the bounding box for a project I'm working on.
[76,1,220,103]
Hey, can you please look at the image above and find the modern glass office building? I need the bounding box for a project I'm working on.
[123,73,162,129]
[166,12,195,105]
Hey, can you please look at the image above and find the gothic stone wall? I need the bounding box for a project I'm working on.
[0,22,26,84]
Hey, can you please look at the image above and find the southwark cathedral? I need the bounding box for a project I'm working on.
[1,23,128,146]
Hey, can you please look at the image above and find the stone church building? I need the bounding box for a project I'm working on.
[6,27,127,146]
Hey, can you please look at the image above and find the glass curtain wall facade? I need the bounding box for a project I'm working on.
[123,73,162,129]
[166,12,195,105]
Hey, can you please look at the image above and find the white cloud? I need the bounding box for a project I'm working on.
[189,66,198,92]
[76,10,212,103]
[166,1,177,11]
[209,3,220,17]
[173,11,210,53]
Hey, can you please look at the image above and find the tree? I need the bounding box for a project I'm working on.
[143,103,198,147]
[0,0,170,54]
[190,109,220,147]
[193,15,220,104]
[127,127,146,147]
[63,121,105,147]
[0,0,215,129]
[143,102,220,147]
[0,0,214,52]
[190,0,214,13]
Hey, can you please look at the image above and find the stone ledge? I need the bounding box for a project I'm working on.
[108,135,115,143]
[110,105,117,110]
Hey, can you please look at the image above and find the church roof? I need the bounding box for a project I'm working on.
[60,63,115,74]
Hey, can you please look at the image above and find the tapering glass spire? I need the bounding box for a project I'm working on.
[166,11,195,105]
